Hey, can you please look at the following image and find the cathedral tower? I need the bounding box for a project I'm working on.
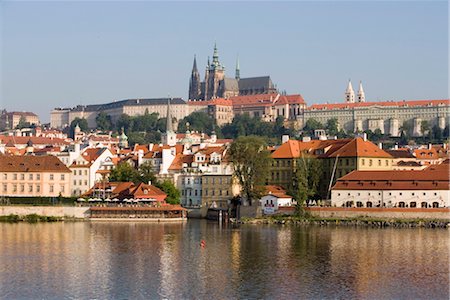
[204,43,225,100]
[357,81,365,102]
[188,55,201,100]
[345,79,355,103]
[235,56,240,80]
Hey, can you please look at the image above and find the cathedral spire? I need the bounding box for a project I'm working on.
[345,79,355,103]
[212,43,220,68]
[192,55,198,73]
[357,81,365,102]
[235,55,240,80]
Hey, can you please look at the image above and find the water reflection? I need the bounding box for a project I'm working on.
[0,222,448,299]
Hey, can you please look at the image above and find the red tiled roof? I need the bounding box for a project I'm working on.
[0,135,70,146]
[333,167,449,190]
[230,93,305,107]
[414,148,440,160]
[0,155,71,173]
[81,148,107,162]
[326,138,392,158]
[307,99,449,111]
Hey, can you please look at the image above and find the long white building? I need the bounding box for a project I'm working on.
[331,164,450,208]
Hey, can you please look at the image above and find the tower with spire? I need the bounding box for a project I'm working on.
[189,55,201,100]
[204,43,225,100]
[162,98,177,146]
[345,79,355,103]
[357,81,365,102]
[235,56,240,80]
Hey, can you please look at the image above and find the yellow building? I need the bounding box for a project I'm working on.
[0,155,71,197]
[202,174,239,208]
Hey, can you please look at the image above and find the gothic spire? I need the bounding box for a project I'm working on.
[166,97,173,133]
[235,55,240,80]
[192,55,198,74]
[212,43,220,68]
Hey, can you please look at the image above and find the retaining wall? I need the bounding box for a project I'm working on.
[0,206,90,219]
[305,207,450,220]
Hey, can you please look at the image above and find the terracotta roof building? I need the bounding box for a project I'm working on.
[331,165,450,208]
[0,155,71,197]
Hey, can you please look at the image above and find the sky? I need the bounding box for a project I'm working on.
[0,1,448,122]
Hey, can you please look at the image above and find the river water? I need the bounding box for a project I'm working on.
[0,220,448,299]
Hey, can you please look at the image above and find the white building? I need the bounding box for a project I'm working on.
[331,164,450,208]
[260,185,295,214]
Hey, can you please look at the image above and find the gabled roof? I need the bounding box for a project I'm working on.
[386,149,415,159]
[81,148,107,162]
[271,139,352,159]
[0,155,71,173]
[128,182,166,199]
[325,138,392,158]
[333,167,449,190]
[414,148,440,160]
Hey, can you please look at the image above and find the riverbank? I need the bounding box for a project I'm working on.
[239,215,450,228]
[0,214,64,223]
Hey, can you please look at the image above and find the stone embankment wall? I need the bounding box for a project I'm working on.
[0,206,90,219]
[305,207,450,220]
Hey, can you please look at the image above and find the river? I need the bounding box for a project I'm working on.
[0,220,448,299]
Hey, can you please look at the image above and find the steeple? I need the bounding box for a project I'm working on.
[166,98,173,133]
[357,81,365,102]
[211,43,222,70]
[235,55,240,80]
[345,79,355,103]
[189,55,201,100]
[163,97,177,146]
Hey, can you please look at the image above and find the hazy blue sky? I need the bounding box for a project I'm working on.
[1,1,448,122]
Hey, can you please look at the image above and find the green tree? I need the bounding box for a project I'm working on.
[109,162,139,182]
[127,132,146,147]
[69,118,89,138]
[116,114,133,132]
[229,136,272,205]
[303,118,323,136]
[291,156,322,206]
[325,118,339,136]
[137,161,157,185]
[15,116,31,129]
[156,180,180,204]
[420,120,430,136]
[95,112,112,131]
[178,111,216,135]
[432,125,443,142]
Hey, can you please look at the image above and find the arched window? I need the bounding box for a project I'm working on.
[356,201,363,207]
[366,201,373,208]
[398,202,405,208]
[432,202,439,208]
[421,202,428,208]
[410,202,416,208]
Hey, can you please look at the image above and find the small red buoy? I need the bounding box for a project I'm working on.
[200,240,206,248]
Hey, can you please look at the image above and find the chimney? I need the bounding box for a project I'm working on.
[282,135,290,144]
[378,142,383,149]
[394,144,398,150]
[428,143,432,150]
[148,180,152,186]
[363,132,367,141]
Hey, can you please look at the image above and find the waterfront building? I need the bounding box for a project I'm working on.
[331,163,450,208]
[69,147,115,196]
[84,181,167,203]
[260,185,295,213]
[269,137,393,198]
[0,155,71,197]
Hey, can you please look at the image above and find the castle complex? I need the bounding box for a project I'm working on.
[188,44,277,100]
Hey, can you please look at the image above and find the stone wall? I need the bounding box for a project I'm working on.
[0,206,90,219]
[306,207,450,220]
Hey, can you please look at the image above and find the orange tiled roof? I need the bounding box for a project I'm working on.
[414,148,440,160]
[326,138,392,158]
[188,98,233,106]
[271,139,352,159]
[0,135,70,146]
[265,185,290,198]
[81,148,107,162]
[230,93,305,107]
[307,99,449,111]
[333,167,449,190]
[0,155,71,173]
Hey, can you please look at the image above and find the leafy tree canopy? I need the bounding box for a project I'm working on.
[229,135,272,205]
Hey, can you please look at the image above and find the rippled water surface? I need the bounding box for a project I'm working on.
[0,221,448,299]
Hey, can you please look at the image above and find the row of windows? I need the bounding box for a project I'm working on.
[204,189,229,197]
[73,180,88,186]
[271,171,290,181]
[203,177,231,184]
[361,159,389,167]
[1,173,65,181]
[73,170,88,176]
[2,183,65,193]
[272,160,292,167]
[337,192,438,197]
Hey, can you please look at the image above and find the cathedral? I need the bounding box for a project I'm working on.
[189,44,277,100]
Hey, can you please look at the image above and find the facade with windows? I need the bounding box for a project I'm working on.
[0,156,71,197]
[331,165,449,208]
